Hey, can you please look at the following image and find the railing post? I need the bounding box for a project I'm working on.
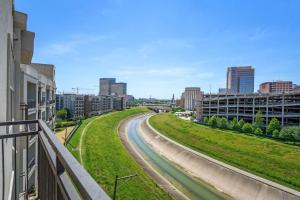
[113,175,118,200]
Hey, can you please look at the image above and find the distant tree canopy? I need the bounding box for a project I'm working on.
[56,109,67,120]
[56,108,71,120]
[201,115,300,142]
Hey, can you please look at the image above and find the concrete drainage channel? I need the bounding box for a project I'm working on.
[119,114,231,200]
[141,114,300,200]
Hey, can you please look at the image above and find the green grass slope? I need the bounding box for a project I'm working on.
[67,108,172,200]
[149,113,300,191]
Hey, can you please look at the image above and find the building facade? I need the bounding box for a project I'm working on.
[60,94,85,119]
[84,95,114,117]
[0,3,56,199]
[56,94,64,110]
[294,85,300,93]
[184,87,203,111]
[259,81,294,94]
[201,92,300,127]
[113,96,125,111]
[111,82,127,96]
[99,78,116,95]
[226,66,255,94]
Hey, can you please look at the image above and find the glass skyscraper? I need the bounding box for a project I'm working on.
[226,66,255,94]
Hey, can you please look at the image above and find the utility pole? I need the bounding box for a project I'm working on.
[113,174,137,200]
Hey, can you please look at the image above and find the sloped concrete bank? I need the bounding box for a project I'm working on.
[142,115,300,200]
[118,114,189,200]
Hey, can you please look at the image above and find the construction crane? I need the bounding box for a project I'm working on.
[72,87,94,94]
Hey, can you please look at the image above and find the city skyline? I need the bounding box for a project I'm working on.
[15,0,300,99]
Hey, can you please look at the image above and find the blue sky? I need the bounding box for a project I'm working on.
[16,0,300,99]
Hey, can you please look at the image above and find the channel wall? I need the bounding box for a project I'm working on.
[141,115,300,200]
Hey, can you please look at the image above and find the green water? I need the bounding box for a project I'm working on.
[127,115,228,200]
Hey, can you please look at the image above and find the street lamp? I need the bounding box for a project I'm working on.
[113,174,138,200]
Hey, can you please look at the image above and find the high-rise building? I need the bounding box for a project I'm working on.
[226,66,255,94]
[99,78,116,95]
[111,82,127,96]
[259,81,294,94]
[184,87,203,111]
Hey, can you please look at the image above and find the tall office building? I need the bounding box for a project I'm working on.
[184,87,203,111]
[259,81,294,94]
[99,78,116,95]
[226,66,255,94]
[111,82,127,96]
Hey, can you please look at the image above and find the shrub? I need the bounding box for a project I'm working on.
[254,127,263,135]
[208,115,218,128]
[203,117,209,125]
[56,121,63,128]
[230,118,240,131]
[254,111,264,129]
[273,130,280,138]
[242,123,253,134]
[218,117,228,129]
[280,126,300,141]
[267,118,281,135]
[238,119,245,130]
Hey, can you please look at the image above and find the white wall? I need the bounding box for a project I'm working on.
[0,0,15,199]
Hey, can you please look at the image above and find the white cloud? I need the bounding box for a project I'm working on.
[112,65,214,80]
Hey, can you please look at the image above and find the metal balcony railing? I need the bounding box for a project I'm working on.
[0,120,110,200]
[27,99,36,109]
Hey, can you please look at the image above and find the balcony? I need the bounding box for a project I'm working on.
[27,99,36,109]
[0,120,110,200]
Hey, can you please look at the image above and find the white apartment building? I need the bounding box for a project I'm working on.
[0,1,109,199]
[63,94,85,119]
[0,3,55,199]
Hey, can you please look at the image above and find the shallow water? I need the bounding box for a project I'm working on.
[126,115,228,200]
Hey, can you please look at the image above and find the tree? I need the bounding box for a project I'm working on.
[219,117,228,129]
[242,123,253,134]
[280,126,300,141]
[208,115,218,128]
[254,111,264,130]
[65,108,72,119]
[56,109,67,120]
[238,119,245,130]
[272,130,280,138]
[203,117,209,125]
[267,118,281,135]
[254,127,263,135]
[230,118,240,131]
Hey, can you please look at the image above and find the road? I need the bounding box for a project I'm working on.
[125,115,228,200]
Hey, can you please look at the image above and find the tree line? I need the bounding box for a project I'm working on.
[203,111,300,142]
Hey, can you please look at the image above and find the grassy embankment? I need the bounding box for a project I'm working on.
[67,108,172,200]
[149,113,300,191]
